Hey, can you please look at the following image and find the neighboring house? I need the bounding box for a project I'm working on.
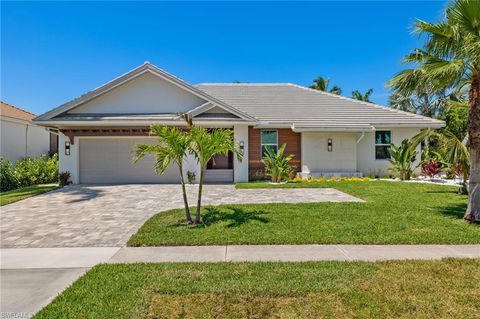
[0,101,58,163]
[34,62,444,184]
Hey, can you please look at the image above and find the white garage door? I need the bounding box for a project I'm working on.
[79,138,180,184]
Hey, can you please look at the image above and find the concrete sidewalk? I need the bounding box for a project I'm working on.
[109,244,480,263]
[1,247,119,318]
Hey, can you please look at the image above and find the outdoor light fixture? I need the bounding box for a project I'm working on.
[327,138,333,152]
[239,141,244,151]
[65,141,71,156]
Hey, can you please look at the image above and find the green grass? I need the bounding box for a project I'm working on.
[0,184,58,206]
[34,259,480,319]
[128,181,479,246]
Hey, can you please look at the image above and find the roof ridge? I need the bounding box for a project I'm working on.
[288,83,443,123]
[0,101,36,117]
[196,83,295,86]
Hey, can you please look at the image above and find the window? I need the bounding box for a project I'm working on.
[260,130,278,158]
[375,131,391,159]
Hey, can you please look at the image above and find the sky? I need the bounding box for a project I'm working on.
[1,1,448,115]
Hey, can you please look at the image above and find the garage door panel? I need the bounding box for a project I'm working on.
[79,138,179,183]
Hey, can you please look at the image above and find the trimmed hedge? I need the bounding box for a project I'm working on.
[0,154,58,192]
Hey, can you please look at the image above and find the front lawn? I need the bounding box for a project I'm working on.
[128,181,479,246]
[34,259,480,319]
[0,184,58,206]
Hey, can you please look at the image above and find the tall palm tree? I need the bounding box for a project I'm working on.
[187,124,241,224]
[309,76,342,95]
[390,0,480,222]
[352,89,373,102]
[133,125,193,224]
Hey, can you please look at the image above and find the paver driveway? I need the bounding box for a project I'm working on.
[1,184,362,248]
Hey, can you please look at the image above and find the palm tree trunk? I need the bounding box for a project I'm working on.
[178,164,192,224]
[464,71,480,223]
[460,170,468,195]
[195,168,204,224]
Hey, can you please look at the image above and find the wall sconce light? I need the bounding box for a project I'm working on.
[239,141,244,151]
[65,141,71,156]
[327,138,333,152]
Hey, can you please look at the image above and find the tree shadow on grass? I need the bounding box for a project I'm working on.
[201,207,270,228]
[437,202,468,220]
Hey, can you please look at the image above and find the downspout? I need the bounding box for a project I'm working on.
[355,131,367,176]
[25,124,29,158]
[356,131,365,144]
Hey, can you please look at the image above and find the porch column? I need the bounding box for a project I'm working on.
[233,124,249,182]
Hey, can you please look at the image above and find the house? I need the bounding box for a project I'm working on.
[1,101,58,163]
[34,62,444,184]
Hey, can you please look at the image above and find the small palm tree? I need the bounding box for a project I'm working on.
[132,125,193,224]
[309,76,342,95]
[352,89,373,102]
[262,144,295,183]
[388,139,418,180]
[188,125,242,224]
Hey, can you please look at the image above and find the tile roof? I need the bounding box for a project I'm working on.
[196,83,445,129]
[0,101,36,121]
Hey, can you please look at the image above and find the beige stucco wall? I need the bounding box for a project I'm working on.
[356,127,422,177]
[1,117,50,163]
[58,133,79,183]
[234,124,249,182]
[301,132,357,173]
[69,72,206,114]
[300,128,422,177]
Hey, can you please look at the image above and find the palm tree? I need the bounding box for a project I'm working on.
[187,124,241,224]
[389,0,480,222]
[133,125,193,224]
[352,89,373,102]
[309,76,342,95]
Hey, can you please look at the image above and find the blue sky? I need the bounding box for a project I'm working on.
[1,1,447,115]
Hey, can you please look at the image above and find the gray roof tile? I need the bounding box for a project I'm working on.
[196,83,444,129]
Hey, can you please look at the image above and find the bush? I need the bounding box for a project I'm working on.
[59,171,71,187]
[15,154,59,187]
[0,154,59,192]
[186,171,195,184]
[0,157,18,192]
[422,160,442,179]
[262,144,295,183]
[388,139,418,180]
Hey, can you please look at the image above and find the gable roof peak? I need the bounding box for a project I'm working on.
[35,62,256,122]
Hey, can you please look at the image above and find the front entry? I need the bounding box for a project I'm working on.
[204,151,234,183]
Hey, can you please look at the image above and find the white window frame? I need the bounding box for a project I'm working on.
[260,129,278,158]
[375,130,392,160]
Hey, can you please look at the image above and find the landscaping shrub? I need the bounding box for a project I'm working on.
[59,171,71,187]
[186,171,195,184]
[263,144,295,183]
[0,154,59,192]
[388,139,417,180]
[15,154,59,187]
[422,160,442,179]
[0,157,18,192]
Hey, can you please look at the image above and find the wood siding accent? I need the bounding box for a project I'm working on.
[248,127,301,180]
[60,127,150,144]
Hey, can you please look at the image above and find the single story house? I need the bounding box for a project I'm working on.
[1,101,58,163]
[34,62,444,184]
